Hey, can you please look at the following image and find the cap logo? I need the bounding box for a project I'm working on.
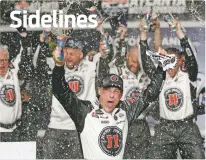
[110,75,118,81]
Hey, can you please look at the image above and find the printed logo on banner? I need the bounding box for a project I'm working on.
[101,0,128,17]
[98,126,123,156]
[125,87,141,104]
[66,75,84,96]
[0,85,16,107]
[164,88,184,111]
[101,0,187,15]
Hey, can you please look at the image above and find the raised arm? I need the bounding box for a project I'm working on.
[139,18,158,78]
[36,34,51,77]
[125,66,164,126]
[174,19,198,82]
[18,33,35,81]
[52,48,93,133]
[153,18,162,52]
[113,24,128,67]
[96,34,115,87]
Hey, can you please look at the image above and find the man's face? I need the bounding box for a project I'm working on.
[98,87,122,113]
[0,49,9,77]
[166,51,181,78]
[63,48,83,69]
[126,48,140,74]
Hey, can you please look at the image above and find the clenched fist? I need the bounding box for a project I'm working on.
[52,47,65,66]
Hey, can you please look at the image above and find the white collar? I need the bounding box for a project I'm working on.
[100,107,120,117]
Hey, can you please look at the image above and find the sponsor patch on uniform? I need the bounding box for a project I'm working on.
[119,113,124,118]
[96,109,104,115]
[88,55,94,62]
[116,120,125,124]
[91,112,99,118]
[114,115,118,121]
[98,126,123,156]
[66,75,84,96]
[186,48,192,57]
[0,85,16,107]
[125,87,141,104]
[164,88,184,111]
[101,120,109,124]
[100,116,108,119]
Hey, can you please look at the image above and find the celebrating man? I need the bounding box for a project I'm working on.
[51,40,164,159]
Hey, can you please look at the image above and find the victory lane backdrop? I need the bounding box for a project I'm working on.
[0,0,205,159]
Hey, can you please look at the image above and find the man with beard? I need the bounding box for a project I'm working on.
[43,31,111,158]
[43,37,91,159]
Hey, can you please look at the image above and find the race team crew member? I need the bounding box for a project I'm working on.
[51,46,164,159]
[103,23,154,159]
[0,45,22,141]
[43,27,112,158]
[43,35,99,158]
[148,18,205,159]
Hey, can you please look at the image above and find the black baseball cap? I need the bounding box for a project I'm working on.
[64,37,84,51]
[100,74,123,91]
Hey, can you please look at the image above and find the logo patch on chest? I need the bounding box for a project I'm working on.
[164,88,184,111]
[98,126,123,156]
[66,75,84,96]
[125,87,141,104]
[0,85,16,107]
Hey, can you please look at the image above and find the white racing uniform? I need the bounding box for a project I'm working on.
[159,69,194,120]
[0,65,22,132]
[110,62,150,119]
[48,58,99,130]
[149,36,205,159]
[43,55,100,159]
[52,64,164,159]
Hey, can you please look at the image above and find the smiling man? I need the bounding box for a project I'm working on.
[43,36,96,159]
[63,47,83,69]
[0,49,9,77]
[51,40,164,159]
[0,45,21,141]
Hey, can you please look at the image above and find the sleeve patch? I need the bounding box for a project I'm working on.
[186,48,192,57]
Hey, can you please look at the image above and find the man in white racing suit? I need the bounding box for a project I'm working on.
[51,35,164,159]
[0,45,22,141]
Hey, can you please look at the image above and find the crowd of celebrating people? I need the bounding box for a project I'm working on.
[0,1,205,159]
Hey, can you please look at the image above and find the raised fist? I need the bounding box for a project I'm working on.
[52,47,65,66]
